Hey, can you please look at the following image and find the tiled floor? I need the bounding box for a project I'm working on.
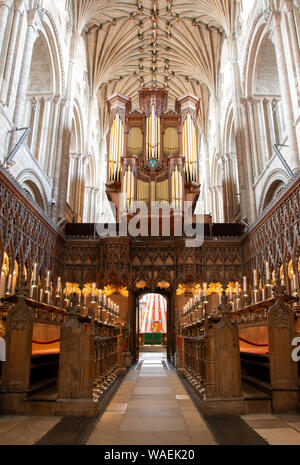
[0,352,300,445]
[0,415,61,445]
[242,413,300,445]
[87,352,217,445]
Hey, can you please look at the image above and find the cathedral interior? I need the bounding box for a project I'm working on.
[0,0,300,447]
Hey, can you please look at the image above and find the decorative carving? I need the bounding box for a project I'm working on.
[10,300,32,332]
[268,285,291,330]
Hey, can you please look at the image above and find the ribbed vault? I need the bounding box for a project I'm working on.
[72,0,237,130]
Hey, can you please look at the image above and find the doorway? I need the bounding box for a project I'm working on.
[138,293,168,354]
[131,289,175,362]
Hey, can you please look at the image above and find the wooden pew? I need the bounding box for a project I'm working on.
[0,292,65,414]
[181,293,244,415]
[235,289,300,413]
[0,292,127,416]
[179,289,299,415]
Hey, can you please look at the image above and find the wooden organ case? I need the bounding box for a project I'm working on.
[106,88,201,223]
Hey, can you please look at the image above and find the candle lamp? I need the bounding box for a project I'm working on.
[253,269,258,287]
[30,263,39,299]
[97,291,103,321]
[253,269,259,304]
[265,262,271,292]
[203,282,208,304]
[5,273,12,297]
[197,290,203,322]
[91,283,97,304]
[44,271,51,304]
[32,263,38,285]
[292,273,297,295]
[243,276,248,296]
[55,277,61,298]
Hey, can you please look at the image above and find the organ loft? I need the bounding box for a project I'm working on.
[106,88,201,220]
[0,0,300,447]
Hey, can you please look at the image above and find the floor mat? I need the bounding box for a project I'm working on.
[35,417,97,445]
[179,373,269,445]
[36,374,124,445]
[204,414,269,446]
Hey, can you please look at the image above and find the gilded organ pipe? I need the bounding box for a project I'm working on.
[123,165,135,211]
[146,105,160,159]
[109,113,124,182]
[171,165,183,211]
[183,114,197,183]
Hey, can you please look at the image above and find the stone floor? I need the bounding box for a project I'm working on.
[0,352,300,445]
[87,352,216,445]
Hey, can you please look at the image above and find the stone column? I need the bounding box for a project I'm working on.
[0,0,24,104]
[216,186,223,223]
[227,32,248,221]
[221,157,228,222]
[225,155,233,220]
[284,0,300,102]
[93,188,100,223]
[9,8,39,154]
[240,99,257,222]
[257,98,271,166]
[67,152,75,208]
[272,98,281,145]
[90,187,95,223]
[0,1,11,58]
[47,95,61,177]
[31,95,42,158]
[56,31,80,222]
[50,97,67,221]
[247,98,259,177]
[269,11,300,172]
[268,99,277,146]
[84,187,92,222]
[38,95,53,170]
[72,153,80,214]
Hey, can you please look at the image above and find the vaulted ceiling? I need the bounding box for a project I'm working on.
[72,0,237,131]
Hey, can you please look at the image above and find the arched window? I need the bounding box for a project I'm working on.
[23,180,45,211]
[26,34,54,168]
[262,179,285,212]
[250,34,284,175]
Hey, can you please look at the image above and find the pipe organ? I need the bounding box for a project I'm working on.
[106,89,201,218]
[108,112,124,183]
[146,105,161,159]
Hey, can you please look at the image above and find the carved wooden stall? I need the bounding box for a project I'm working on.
[234,288,299,413]
[179,286,300,415]
[0,290,125,417]
[180,293,244,415]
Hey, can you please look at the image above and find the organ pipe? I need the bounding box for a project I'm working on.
[109,113,124,182]
[146,105,160,159]
[171,165,183,211]
[183,113,198,183]
[123,165,135,210]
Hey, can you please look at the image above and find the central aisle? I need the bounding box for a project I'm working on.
[87,352,217,445]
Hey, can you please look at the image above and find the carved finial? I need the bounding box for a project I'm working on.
[67,292,80,317]
[217,291,232,316]
[15,275,29,299]
[88,307,95,319]
[70,292,77,306]
[272,285,287,298]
